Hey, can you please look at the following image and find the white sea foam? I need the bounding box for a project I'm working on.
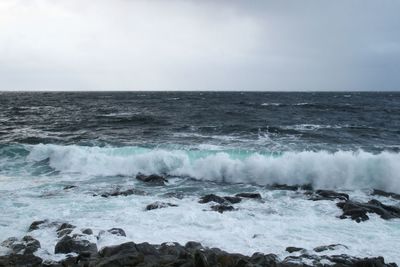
[26,144,400,193]
[0,188,399,263]
[261,102,281,106]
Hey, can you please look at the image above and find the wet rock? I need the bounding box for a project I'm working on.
[54,235,97,255]
[94,242,144,267]
[235,192,262,199]
[211,204,235,213]
[372,189,400,200]
[199,194,226,204]
[97,228,127,240]
[107,228,126,237]
[337,199,400,222]
[250,252,279,266]
[28,220,48,231]
[57,223,76,232]
[1,236,41,255]
[146,201,178,210]
[223,196,242,204]
[56,223,76,238]
[285,246,304,253]
[308,255,395,267]
[1,237,18,247]
[99,188,147,198]
[21,236,41,255]
[310,190,349,201]
[185,241,204,251]
[81,228,93,235]
[267,184,300,191]
[0,253,43,267]
[313,244,348,252]
[194,250,209,267]
[136,173,168,186]
[59,254,78,266]
[42,240,398,267]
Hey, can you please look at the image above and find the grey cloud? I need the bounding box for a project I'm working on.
[0,0,399,91]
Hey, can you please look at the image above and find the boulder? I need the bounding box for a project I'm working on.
[28,220,48,232]
[211,204,235,213]
[285,247,304,253]
[146,202,178,211]
[107,228,126,237]
[235,192,262,199]
[310,190,349,201]
[136,173,168,186]
[54,235,97,255]
[81,228,93,235]
[337,199,400,222]
[223,196,242,204]
[372,189,400,200]
[0,253,42,267]
[99,188,147,198]
[56,223,76,238]
[1,236,41,255]
[199,194,226,204]
[313,244,348,252]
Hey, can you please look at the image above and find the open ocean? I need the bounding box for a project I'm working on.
[0,92,399,263]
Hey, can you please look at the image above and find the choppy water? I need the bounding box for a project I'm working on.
[0,92,399,263]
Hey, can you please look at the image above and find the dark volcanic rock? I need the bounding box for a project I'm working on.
[0,253,42,267]
[286,246,305,253]
[313,244,348,252]
[99,188,147,198]
[57,223,76,232]
[235,192,262,199]
[372,189,400,200]
[54,235,97,255]
[97,228,127,240]
[194,250,209,267]
[146,201,178,210]
[81,228,93,235]
[1,236,41,255]
[199,194,226,204]
[268,184,300,191]
[185,241,204,251]
[26,238,397,267]
[267,183,313,191]
[223,196,242,204]
[56,223,76,238]
[28,220,48,231]
[136,173,168,186]
[210,204,235,213]
[310,190,349,201]
[337,199,400,222]
[107,228,126,237]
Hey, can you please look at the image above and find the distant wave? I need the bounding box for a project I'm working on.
[5,144,396,193]
[260,103,281,106]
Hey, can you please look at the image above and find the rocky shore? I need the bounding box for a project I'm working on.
[1,175,400,266]
[0,219,398,267]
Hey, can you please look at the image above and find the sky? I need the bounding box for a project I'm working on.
[0,0,399,91]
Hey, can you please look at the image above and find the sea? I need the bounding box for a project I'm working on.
[0,91,399,263]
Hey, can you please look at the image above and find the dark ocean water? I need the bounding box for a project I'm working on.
[1,91,399,151]
[1,92,400,263]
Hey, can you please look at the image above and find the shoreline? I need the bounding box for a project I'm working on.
[0,221,398,267]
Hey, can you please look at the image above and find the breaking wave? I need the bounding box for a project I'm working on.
[0,144,391,193]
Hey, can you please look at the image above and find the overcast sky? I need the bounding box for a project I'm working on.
[0,0,399,91]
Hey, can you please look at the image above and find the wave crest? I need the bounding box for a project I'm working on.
[23,144,400,193]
